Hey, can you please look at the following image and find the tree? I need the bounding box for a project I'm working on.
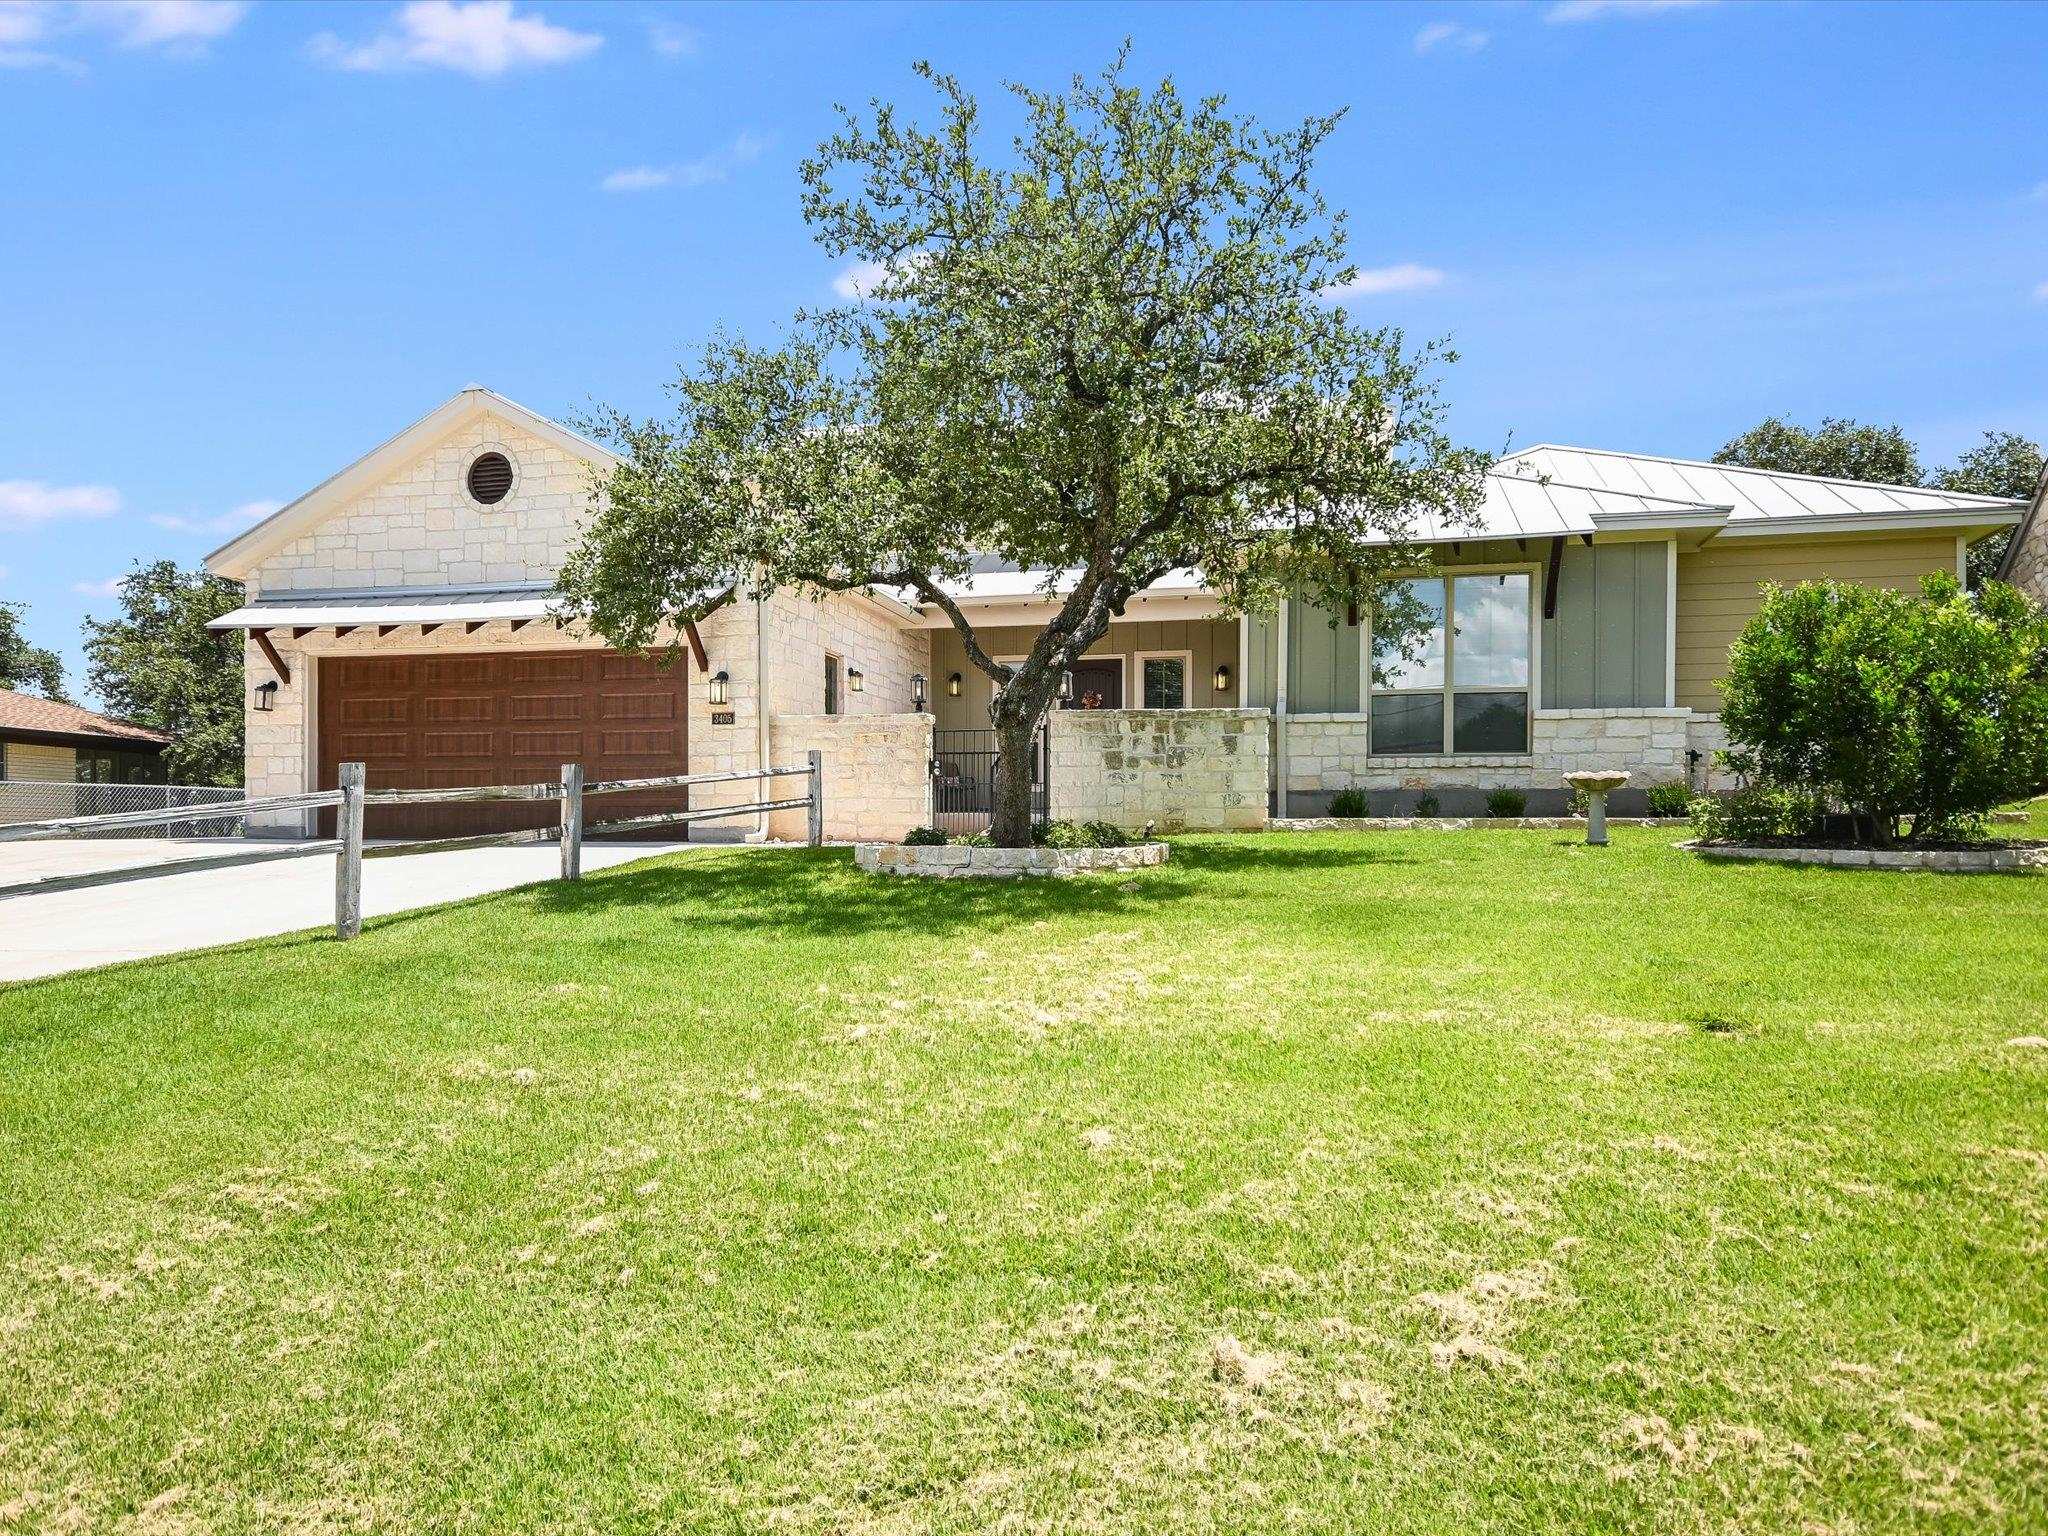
[81,561,246,785]
[1712,416,1923,487]
[558,53,1488,844]
[1930,431,2045,587]
[1718,573,2048,843]
[0,601,66,701]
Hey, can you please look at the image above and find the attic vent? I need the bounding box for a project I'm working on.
[466,451,514,506]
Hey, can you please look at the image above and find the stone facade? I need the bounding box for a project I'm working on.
[1048,708,1268,832]
[1689,841,2048,873]
[766,712,933,843]
[2001,489,2048,607]
[857,841,1168,878]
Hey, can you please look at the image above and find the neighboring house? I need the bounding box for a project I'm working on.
[205,387,2025,837]
[0,689,168,823]
[1993,461,2048,606]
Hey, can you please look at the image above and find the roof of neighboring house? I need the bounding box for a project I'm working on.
[0,689,169,750]
[1994,461,2048,581]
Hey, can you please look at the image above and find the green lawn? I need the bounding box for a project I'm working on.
[4,820,2045,1534]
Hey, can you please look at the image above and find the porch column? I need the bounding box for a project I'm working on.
[1664,538,1678,708]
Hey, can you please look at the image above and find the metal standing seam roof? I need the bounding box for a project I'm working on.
[207,584,560,631]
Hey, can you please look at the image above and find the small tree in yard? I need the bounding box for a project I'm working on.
[557,53,1488,845]
[1718,574,2048,843]
[81,561,247,785]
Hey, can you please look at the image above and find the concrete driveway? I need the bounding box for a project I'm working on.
[0,837,691,983]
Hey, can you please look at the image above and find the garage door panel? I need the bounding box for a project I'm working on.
[503,656,588,684]
[416,656,495,686]
[506,694,585,722]
[601,728,681,756]
[421,730,495,758]
[504,728,584,757]
[600,692,678,721]
[330,658,411,688]
[338,696,409,726]
[421,695,494,724]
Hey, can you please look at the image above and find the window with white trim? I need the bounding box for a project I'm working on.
[1370,573,1531,754]
[1136,651,1190,709]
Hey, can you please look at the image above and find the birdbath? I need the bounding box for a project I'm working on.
[1563,770,1630,846]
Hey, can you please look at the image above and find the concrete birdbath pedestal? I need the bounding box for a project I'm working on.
[1563,770,1630,845]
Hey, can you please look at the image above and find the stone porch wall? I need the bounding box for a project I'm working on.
[767,713,932,843]
[1048,708,1268,832]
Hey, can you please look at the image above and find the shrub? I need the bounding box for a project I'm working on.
[901,826,948,846]
[1687,785,1826,845]
[1035,819,1090,849]
[1719,574,2048,842]
[1645,782,1693,817]
[1327,787,1369,818]
[1485,788,1527,818]
[1564,784,1590,817]
[1413,792,1441,818]
[951,831,994,848]
[1082,820,1131,847]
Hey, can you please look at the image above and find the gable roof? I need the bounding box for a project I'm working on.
[1994,461,2048,581]
[205,386,618,581]
[0,689,168,749]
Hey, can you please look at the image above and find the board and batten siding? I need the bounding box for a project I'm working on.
[1540,541,1669,710]
[1673,534,1956,713]
[928,617,1238,731]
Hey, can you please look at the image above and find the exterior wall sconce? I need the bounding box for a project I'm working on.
[1213,663,1232,693]
[1059,669,1075,704]
[254,680,279,712]
[709,669,730,706]
[911,672,927,710]
[848,667,864,693]
[947,671,962,697]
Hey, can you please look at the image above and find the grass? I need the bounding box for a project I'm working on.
[3,818,2046,1534]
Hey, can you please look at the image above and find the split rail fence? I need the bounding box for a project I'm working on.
[0,753,823,940]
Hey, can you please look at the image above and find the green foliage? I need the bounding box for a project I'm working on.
[1718,574,2048,842]
[0,600,66,701]
[80,561,246,785]
[1413,792,1440,818]
[951,831,995,848]
[1644,782,1693,817]
[1686,785,1827,845]
[556,50,1487,844]
[1030,818,1133,848]
[1326,786,1369,818]
[1564,784,1590,817]
[1484,788,1527,818]
[1081,820,1131,848]
[1933,431,2046,587]
[901,826,949,846]
[1713,416,1923,487]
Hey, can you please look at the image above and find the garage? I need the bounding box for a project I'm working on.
[317,649,690,839]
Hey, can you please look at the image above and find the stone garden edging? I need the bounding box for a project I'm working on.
[1684,840,2048,873]
[856,842,1170,879]
[1273,816,1689,832]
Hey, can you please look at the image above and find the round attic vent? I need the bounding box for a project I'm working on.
[466,451,514,506]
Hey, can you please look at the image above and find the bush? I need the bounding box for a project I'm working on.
[1564,784,1590,817]
[1485,788,1527,818]
[1414,793,1441,818]
[951,831,994,848]
[1645,782,1693,817]
[1720,574,2048,842]
[1687,785,1826,844]
[1327,787,1369,818]
[901,826,948,846]
[1034,819,1090,849]
[1082,820,1131,848]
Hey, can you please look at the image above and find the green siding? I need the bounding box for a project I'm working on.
[1541,542,1668,708]
[1285,595,1360,713]
[1245,612,1279,710]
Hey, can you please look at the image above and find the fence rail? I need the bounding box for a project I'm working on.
[0,755,825,940]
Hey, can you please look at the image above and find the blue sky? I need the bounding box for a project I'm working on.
[4,0,2046,700]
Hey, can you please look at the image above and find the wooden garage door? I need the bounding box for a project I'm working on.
[317,650,689,839]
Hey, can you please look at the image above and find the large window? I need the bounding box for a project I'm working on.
[1136,652,1189,710]
[1370,572,1531,754]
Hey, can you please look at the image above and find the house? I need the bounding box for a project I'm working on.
[1993,461,2048,606]
[0,689,169,824]
[205,387,2025,837]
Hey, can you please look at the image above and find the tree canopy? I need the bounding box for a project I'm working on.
[80,561,246,785]
[559,52,1488,842]
[0,601,66,701]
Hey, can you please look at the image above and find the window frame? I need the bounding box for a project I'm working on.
[1132,649,1194,711]
[1366,564,1540,757]
[823,652,843,716]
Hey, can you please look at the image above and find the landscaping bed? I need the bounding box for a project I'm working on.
[1687,838,2048,872]
[858,840,1168,877]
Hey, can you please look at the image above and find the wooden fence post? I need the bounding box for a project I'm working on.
[560,762,584,880]
[335,761,365,940]
[807,749,824,847]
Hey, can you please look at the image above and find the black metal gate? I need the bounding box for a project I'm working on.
[931,728,1048,834]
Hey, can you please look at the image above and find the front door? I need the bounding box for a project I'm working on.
[1065,657,1123,711]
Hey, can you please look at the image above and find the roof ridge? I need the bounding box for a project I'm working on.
[1505,443,2024,505]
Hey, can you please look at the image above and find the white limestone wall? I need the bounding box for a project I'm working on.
[2002,505,2047,606]
[252,413,600,594]
[1283,708,1693,799]
[767,713,933,843]
[760,589,931,718]
[1048,708,1268,832]
[1684,715,1739,793]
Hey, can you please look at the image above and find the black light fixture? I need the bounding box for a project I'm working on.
[1059,668,1075,704]
[848,667,865,693]
[911,672,927,710]
[709,669,730,706]
[947,671,962,697]
[254,679,278,713]
[1213,662,1232,693]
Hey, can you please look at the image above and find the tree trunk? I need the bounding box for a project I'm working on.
[990,713,1041,848]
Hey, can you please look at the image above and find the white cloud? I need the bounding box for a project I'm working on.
[1319,263,1447,301]
[0,479,120,528]
[831,252,932,300]
[1414,21,1489,55]
[648,20,696,57]
[0,0,243,67]
[1546,0,1714,20]
[147,497,280,535]
[599,131,766,193]
[308,0,600,78]
[2030,180,2048,203]
[2034,281,2048,304]
[71,575,125,598]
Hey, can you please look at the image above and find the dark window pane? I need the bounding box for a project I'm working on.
[1370,693,1445,755]
[1452,691,1529,753]
[1142,657,1185,709]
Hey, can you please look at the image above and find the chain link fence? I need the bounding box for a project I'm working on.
[0,780,247,838]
